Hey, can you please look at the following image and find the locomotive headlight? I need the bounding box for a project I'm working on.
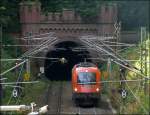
[59,57,67,64]
[96,88,99,92]
[74,88,78,92]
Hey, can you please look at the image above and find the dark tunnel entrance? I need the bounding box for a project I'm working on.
[44,41,91,81]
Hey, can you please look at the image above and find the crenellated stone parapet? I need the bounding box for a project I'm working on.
[19,0,118,37]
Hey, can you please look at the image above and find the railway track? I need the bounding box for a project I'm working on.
[46,81,115,114]
[56,82,63,114]
[77,106,97,115]
[46,81,63,114]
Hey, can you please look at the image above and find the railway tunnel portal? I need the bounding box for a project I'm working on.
[19,0,118,81]
[28,34,117,81]
[44,40,92,81]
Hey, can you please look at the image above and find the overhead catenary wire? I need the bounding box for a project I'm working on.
[80,37,142,73]
[0,60,27,76]
[3,85,24,89]
[2,33,53,102]
[26,56,60,60]
[1,33,56,73]
[0,81,39,85]
[99,38,142,71]
[2,33,56,77]
[22,37,58,57]
[116,45,138,53]
[82,36,133,60]
[21,35,57,57]
[77,78,150,85]
[13,63,38,113]
[81,39,121,61]
[88,39,147,78]
[102,40,136,46]
[6,65,23,105]
[2,44,136,47]
[6,63,25,106]
[1,32,59,111]
[80,34,149,114]
[112,60,148,78]
[80,35,148,81]
[2,28,148,113]
[0,78,7,80]
[1,34,58,76]
[0,59,23,61]
[18,32,56,57]
[14,32,54,40]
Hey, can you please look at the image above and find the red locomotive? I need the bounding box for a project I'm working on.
[72,62,101,106]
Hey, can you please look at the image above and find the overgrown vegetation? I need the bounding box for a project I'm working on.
[109,36,150,114]
[2,34,22,57]
[1,34,49,108]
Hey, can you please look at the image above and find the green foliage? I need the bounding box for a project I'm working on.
[117,1,149,30]
[21,81,48,105]
[1,48,48,106]
[1,33,23,105]
[40,0,149,28]
[2,34,22,57]
[40,0,101,23]
[116,35,150,114]
[1,49,19,104]
[0,0,20,32]
[1,41,49,106]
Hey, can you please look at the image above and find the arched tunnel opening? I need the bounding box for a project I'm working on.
[44,41,92,81]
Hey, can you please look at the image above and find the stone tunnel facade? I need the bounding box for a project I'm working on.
[19,1,118,38]
[19,1,118,80]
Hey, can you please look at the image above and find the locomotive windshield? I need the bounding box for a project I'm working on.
[77,72,96,84]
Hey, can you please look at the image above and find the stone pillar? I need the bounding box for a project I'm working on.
[62,9,75,22]
[98,4,118,36]
[54,13,61,21]
[48,12,53,21]
[19,1,41,36]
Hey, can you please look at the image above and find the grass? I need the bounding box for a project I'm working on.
[1,49,18,104]
[21,80,49,105]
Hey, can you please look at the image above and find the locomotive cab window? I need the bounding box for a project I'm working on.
[77,72,96,84]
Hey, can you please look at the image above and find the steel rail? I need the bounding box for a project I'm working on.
[56,82,63,114]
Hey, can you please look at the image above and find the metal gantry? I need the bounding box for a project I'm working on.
[140,27,148,76]
[0,32,58,114]
[140,27,149,94]
[114,21,121,52]
[79,26,149,114]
